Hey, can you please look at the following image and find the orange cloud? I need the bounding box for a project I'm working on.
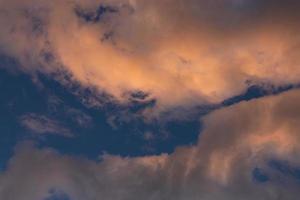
[1,0,300,115]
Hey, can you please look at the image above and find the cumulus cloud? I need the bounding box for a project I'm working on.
[1,0,300,114]
[2,89,300,200]
[20,113,73,137]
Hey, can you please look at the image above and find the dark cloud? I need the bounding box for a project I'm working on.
[75,4,118,23]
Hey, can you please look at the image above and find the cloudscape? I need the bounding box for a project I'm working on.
[1,0,300,199]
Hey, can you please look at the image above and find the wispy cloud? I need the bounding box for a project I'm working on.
[20,113,73,137]
[66,108,93,128]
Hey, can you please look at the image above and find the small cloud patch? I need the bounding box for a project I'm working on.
[66,108,93,128]
[20,113,73,137]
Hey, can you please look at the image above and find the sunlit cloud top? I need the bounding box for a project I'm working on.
[2,0,300,114]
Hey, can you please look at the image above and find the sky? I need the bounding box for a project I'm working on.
[1,0,300,199]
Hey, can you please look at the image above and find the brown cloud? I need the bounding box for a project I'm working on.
[2,89,300,199]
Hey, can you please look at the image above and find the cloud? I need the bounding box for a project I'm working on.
[65,108,93,128]
[3,89,300,200]
[20,113,73,137]
[1,0,300,115]
[2,1,300,199]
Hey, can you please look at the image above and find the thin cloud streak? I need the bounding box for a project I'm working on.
[20,113,73,137]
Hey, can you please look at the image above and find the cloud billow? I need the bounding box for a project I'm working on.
[1,0,300,114]
[1,0,300,199]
